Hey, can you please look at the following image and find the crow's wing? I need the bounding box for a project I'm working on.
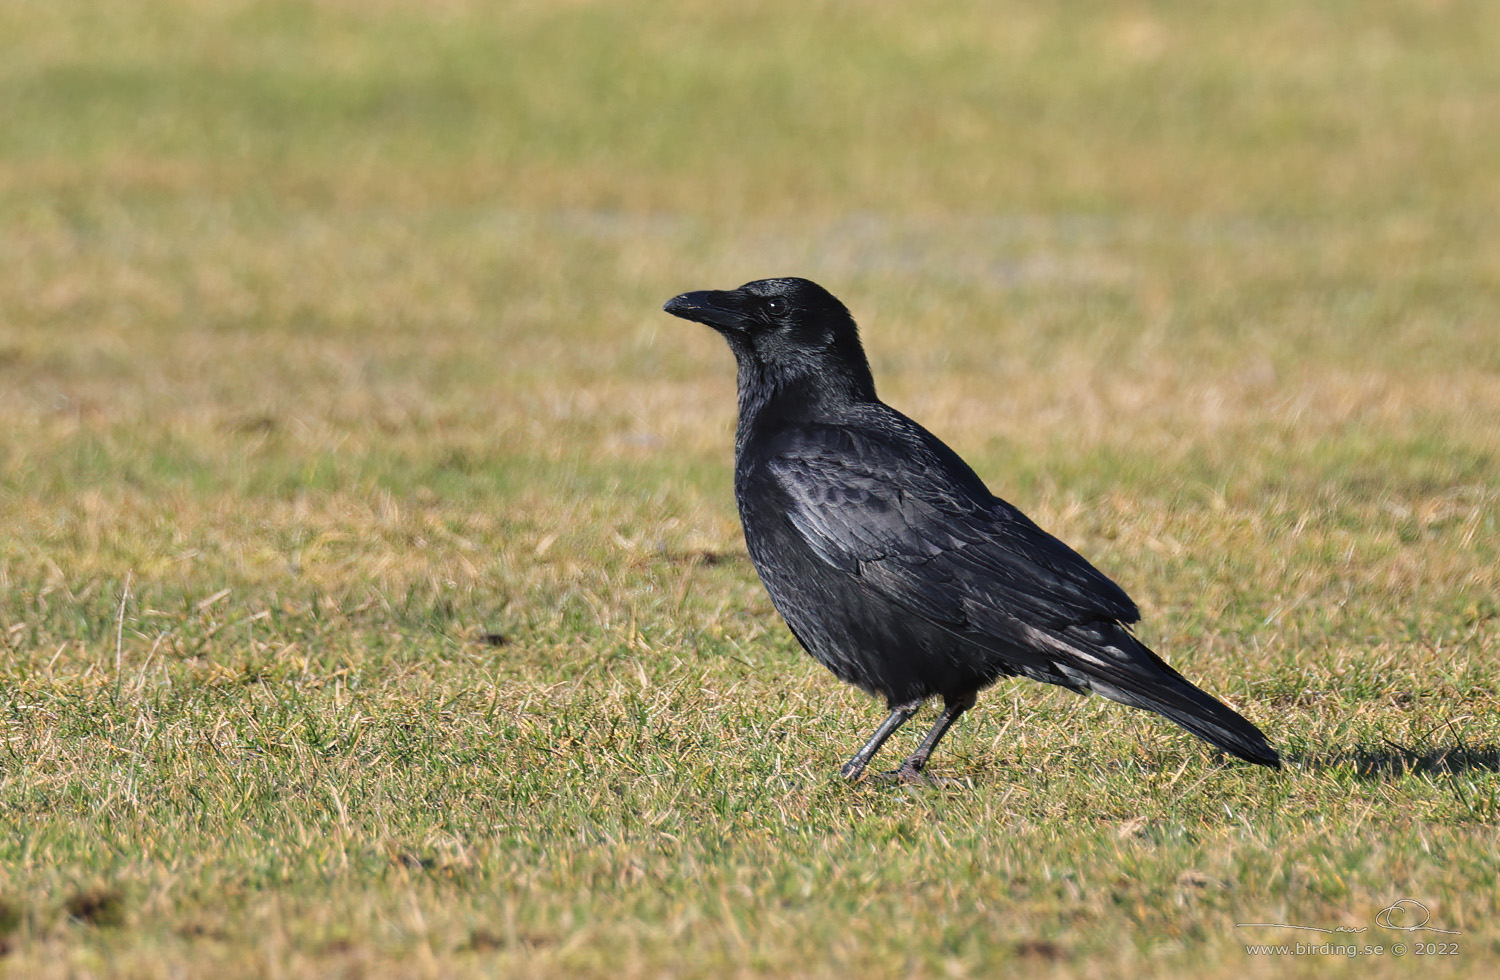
[759,422,1139,632]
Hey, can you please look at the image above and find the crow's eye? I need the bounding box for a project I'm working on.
[764,296,788,317]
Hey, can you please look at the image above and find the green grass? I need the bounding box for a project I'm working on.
[3,1,1499,976]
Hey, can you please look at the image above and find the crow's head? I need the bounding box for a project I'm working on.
[663,277,875,403]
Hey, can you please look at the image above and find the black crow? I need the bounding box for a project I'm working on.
[664,277,1280,781]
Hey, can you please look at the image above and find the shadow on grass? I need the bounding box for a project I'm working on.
[1299,742,1500,778]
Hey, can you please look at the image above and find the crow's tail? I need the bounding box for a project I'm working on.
[1057,623,1281,768]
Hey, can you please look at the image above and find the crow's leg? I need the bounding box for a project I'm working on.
[887,692,977,783]
[840,700,922,781]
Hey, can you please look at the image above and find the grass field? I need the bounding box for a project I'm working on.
[3,1,1499,976]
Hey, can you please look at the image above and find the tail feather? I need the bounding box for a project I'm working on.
[1056,623,1281,768]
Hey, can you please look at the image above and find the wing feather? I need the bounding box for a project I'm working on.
[762,422,1139,633]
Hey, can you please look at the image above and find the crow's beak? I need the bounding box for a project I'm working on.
[663,289,747,334]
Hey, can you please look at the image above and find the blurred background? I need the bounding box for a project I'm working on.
[4,0,1496,597]
[4,0,1497,636]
